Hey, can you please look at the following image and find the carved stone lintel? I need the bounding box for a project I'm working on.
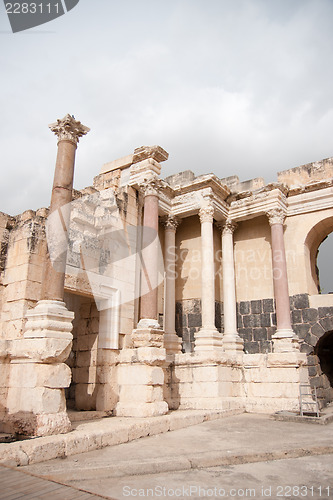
[49,114,90,146]
[199,204,214,224]
[140,179,162,197]
[266,208,286,226]
[162,215,181,232]
[133,145,169,164]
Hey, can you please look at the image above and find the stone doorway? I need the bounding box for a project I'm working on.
[315,330,333,389]
[64,292,100,411]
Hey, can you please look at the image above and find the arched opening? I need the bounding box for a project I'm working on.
[304,216,333,295]
[316,233,333,294]
[315,330,333,388]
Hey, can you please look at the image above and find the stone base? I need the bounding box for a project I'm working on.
[164,332,182,354]
[24,300,74,340]
[222,333,244,352]
[4,411,71,437]
[273,329,300,353]
[115,346,168,417]
[194,328,223,352]
[131,325,164,348]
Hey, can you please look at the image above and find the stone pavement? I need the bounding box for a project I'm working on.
[15,412,333,499]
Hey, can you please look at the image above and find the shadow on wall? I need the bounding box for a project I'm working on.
[315,330,333,388]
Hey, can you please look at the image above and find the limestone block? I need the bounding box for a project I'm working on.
[136,346,167,364]
[64,431,90,456]
[267,352,307,367]
[96,349,119,366]
[119,384,163,403]
[191,381,220,398]
[6,281,41,302]
[117,364,164,386]
[73,366,97,384]
[75,383,97,410]
[10,337,72,363]
[115,400,168,417]
[243,353,265,367]
[6,386,66,415]
[218,366,243,382]
[131,328,164,348]
[0,442,30,466]
[2,299,35,321]
[21,434,66,463]
[0,339,9,359]
[77,333,98,351]
[96,384,118,411]
[101,425,129,447]
[9,362,71,388]
[193,366,219,382]
[169,412,205,431]
[76,350,97,367]
[173,366,193,383]
[178,398,225,410]
[96,365,117,384]
[246,382,300,399]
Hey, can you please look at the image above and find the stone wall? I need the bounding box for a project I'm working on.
[176,294,333,406]
[175,299,223,352]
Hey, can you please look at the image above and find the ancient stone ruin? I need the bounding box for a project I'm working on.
[1,114,333,436]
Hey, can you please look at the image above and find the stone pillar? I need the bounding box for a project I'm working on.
[267,209,299,352]
[221,220,244,352]
[41,114,89,301]
[6,115,90,436]
[137,180,161,330]
[163,216,182,354]
[117,178,168,418]
[195,203,223,351]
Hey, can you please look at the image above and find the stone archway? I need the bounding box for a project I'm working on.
[304,216,333,294]
[315,330,333,388]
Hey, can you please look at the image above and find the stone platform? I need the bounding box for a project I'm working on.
[0,408,243,467]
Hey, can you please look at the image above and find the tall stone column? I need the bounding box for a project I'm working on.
[7,115,90,437]
[195,203,223,351]
[117,178,168,418]
[163,216,182,354]
[221,220,244,352]
[267,209,299,352]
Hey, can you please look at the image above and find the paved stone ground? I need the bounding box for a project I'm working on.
[16,413,333,500]
[0,464,109,499]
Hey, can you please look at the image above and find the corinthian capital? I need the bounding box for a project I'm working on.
[162,215,180,232]
[266,208,286,226]
[49,114,90,146]
[222,219,237,235]
[140,178,162,197]
[199,204,214,224]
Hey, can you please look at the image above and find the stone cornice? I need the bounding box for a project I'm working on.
[228,188,288,222]
[286,185,333,216]
[49,114,90,146]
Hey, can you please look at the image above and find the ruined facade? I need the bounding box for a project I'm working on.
[1,115,333,436]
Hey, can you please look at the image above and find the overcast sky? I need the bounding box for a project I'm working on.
[1,0,333,288]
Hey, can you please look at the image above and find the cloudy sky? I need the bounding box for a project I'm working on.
[0,0,333,288]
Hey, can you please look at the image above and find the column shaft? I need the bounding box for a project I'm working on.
[140,192,159,322]
[163,217,182,354]
[195,204,222,352]
[221,221,243,352]
[267,209,299,352]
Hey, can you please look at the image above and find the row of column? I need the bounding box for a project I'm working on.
[138,182,298,354]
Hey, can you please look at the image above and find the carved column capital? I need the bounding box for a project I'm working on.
[216,219,237,235]
[49,114,90,146]
[140,179,162,197]
[266,208,286,226]
[199,204,214,224]
[162,215,181,232]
